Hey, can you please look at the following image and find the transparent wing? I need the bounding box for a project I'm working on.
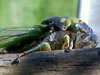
[0,25,44,41]
[0,25,49,52]
[0,25,44,48]
[0,27,29,39]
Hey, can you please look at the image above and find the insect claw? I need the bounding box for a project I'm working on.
[11,58,20,65]
[11,52,27,65]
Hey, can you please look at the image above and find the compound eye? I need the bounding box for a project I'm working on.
[75,24,79,28]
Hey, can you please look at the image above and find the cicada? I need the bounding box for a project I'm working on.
[1,16,96,64]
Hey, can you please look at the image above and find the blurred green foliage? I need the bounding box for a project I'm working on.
[0,0,78,27]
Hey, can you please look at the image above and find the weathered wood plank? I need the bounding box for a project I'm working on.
[0,48,100,75]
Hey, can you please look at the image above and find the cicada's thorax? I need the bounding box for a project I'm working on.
[43,31,67,50]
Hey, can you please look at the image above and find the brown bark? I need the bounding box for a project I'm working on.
[0,48,100,75]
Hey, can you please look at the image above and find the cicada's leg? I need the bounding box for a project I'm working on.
[63,35,73,52]
[11,42,51,65]
[40,42,51,51]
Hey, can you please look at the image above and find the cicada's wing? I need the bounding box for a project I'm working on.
[0,25,48,51]
[0,27,32,50]
[0,27,30,40]
[0,25,44,40]
[0,25,50,53]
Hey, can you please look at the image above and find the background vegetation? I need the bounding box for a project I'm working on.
[0,0,78,27]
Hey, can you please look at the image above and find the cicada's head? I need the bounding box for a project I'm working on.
[66,23,80,33]
[41,16,69,31]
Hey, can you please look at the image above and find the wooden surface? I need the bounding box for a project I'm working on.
[0,48,100,75]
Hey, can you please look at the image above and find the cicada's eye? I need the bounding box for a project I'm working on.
[74,24,79,28]
[66,23,79,32]
[72,23,79,31]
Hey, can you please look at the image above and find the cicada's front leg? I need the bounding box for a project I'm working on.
[11,42,51,65]
[20,41,51,56]
[62,35,73,52]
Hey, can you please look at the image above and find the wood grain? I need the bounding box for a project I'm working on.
[0,48,100,75]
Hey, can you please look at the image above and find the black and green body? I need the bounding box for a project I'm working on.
[0,16,97,53]
[11,16,98,64]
